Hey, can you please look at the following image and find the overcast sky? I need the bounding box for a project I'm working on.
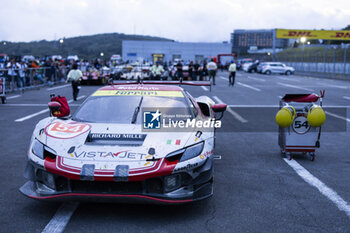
[0,0,349,42]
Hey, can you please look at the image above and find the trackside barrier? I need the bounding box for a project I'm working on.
[0,67,64,93]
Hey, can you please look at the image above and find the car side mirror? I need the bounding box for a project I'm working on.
[212,104,227,120]
[48,101,62,117]
[212,104,227,113]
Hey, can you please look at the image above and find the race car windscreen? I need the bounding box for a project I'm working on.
[73,95,193,124]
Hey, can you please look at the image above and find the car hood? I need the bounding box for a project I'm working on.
[44,119,196,162]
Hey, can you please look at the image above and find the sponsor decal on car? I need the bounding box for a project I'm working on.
[195,131,202,142]
[71,150,147,160]
[92,90,184,97]
[90,133,147,141]
[173,162,199,172]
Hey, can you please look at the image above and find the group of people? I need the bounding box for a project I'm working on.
[150,59,237,86]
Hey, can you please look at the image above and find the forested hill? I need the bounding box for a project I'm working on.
[1,33,173,59]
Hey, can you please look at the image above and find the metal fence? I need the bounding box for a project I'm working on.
[274,47,350,78]
[246,47,350,78]
[0,67,66,93]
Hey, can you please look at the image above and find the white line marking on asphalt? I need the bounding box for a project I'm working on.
[237,82,261,92]
[344,96,350,100]
[7,95,21,100]
[213,96,248,123]
[201,86,209,91]
[226,108,248,123]
[277,82,313,92]
[213,96,224,104]
[325,111,350,122]
[284,159,350,219]
[320,84,348,89]
[213,155,222,160]
[42,202,79,233]
[247,76,266,82]
[277,77,301,82]
[219,76,226,80]
[15,109,50,122]
[15,95,85,122]
[46,84,71,91]
[278,96,282,99]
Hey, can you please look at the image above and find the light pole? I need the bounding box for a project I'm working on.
[300,36,307,51]
[300,37,307,67]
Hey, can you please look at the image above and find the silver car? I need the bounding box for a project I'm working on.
[261,62,295,75]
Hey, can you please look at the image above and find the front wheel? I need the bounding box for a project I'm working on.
[285,71,292,75]
[265,70,271,75]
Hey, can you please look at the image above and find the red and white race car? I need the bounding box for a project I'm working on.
[20,81,226,203]
[81,66,109,85]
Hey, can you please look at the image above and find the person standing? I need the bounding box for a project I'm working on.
[18,61,27,90]
[66,63,83,101]
[228,60,237,86]
[201,61,208,81]
[188,61,193,81]
[175,60,183,80]
[207,59,217,85]
[7,58,19,91]
[193,61,200,81]
[151,61,165,80]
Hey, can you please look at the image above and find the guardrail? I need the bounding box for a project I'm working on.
[0,67,65,93]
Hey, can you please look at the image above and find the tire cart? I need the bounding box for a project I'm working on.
[0,77,6,104]
[277,91,326,161]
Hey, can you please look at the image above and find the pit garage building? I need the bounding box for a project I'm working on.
[122,40,232,63]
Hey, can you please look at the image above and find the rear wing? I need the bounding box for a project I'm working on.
[109,79,212,91]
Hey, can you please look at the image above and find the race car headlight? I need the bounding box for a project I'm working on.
[32,139,44,159]
[180,142,204,162]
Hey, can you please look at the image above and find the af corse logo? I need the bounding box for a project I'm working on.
[143,110,161,129]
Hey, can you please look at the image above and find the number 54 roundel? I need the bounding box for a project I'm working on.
[45,122,91,139]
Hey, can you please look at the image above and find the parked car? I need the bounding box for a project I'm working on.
[247,61,263,73]
[237,58,253,70]
[242,62,253,72]
[260,62,295,75]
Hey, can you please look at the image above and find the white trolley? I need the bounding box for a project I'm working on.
[278,91,325,161]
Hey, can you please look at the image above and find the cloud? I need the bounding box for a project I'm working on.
[0,0,349,42]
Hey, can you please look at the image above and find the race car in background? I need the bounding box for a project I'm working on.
[81,66,109,85]
[20,81,226,203]
[120,65,151,80]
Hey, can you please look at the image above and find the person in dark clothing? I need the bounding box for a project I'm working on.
[175,61,183,80]
[201,61,208,81]
[193,61,200,81]
[188,61,193,81]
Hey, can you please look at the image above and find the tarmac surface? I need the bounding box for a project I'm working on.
[1,71,350,233]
